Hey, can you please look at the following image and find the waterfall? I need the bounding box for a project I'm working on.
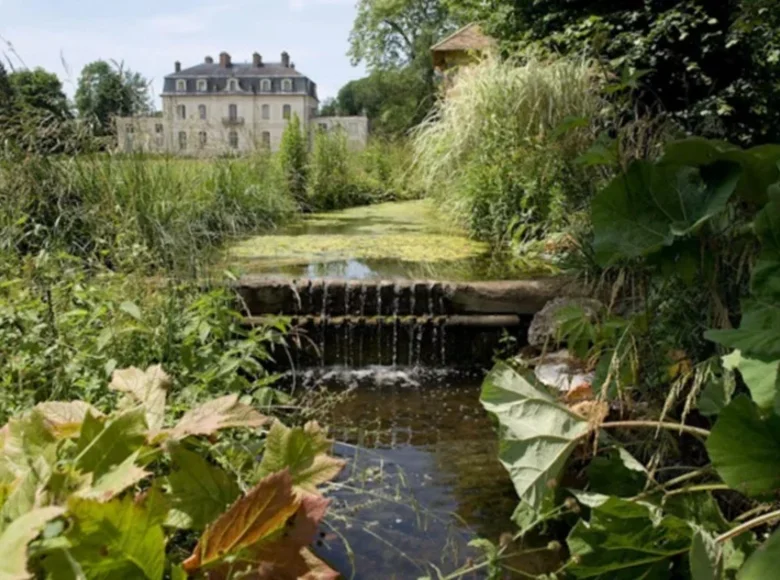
[320,280,328,367]
[358,283,366,367]
[376,286,383,366]
[344,284,351,367]
[392,283,399,367]
[439,295,447,366]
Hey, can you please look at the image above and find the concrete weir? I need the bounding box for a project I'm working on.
[235,276,580,368]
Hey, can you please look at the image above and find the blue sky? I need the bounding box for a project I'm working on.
[0,0,366,106]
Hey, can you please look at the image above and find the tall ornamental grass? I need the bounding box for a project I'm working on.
[414,56,604,245]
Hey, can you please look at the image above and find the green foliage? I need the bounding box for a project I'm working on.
[75,60,153,136]
[0,368,343,578]
[308,128,353,210]
[474,0,780,146]
[480,136,780,578]
[480,362,588,511]
[278,114,308,207]
[325,68,433,137]
[0,154,297,271]
[0,260,287,422]
[414,55,604,245]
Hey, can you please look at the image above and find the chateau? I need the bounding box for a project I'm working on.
[115,52,368,155]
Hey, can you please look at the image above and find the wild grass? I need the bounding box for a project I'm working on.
[0,152,298,273]
[413,55,605,245]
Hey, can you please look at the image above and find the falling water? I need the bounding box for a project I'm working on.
[320,281,328,367]
[408,288,417,366]
[428,283,436,367]
[392,284,400,367]
[376,286,383,366]
[344,284,351,367]
[358,284,367,367]
[414,322,424,367]
[439,296,447,366]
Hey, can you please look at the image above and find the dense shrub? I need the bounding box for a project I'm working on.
[414,56,604,244]
[278,114,309,208]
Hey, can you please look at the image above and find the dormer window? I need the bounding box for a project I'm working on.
[197,79,207,92]
[260,79,271,92]
[281,79,292,92]
[228,79,239,91]
[176,79,186,92]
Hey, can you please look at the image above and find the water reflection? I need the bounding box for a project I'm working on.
[291,367,558,578]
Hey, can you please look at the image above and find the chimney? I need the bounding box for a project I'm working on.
[174,61,181,73]
[219,52,232,68]
[281,51,290,68]
[290,62,295,70]
[252,52,263,67]
[205,56,214,64]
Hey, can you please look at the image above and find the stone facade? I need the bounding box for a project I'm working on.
[116,52,368,155]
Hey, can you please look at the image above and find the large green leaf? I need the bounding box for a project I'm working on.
[586,448,648,498]
[67,493,166,580]
[480,362,588,512]
[690,528,724,580]
[722,350,780,414]
[591,159,740,265]
[75,451,150,502]
[738,527,780,580]
[165,446,241,530]
[706,298,780,360]
[706,396,780,497]
[75,409,147,480]
[566,494,692,579]
[662,139,780,205]
[0,506,65,579]
[255,421,345,494]
[109,366,169,434]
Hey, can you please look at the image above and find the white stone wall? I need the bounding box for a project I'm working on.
[312,116,369,149]
[117,92,322,155]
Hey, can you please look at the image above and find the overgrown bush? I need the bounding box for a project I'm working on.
[307,128,356,210]
[0,255,288,422]
[472,138,780,578]
[414,56,604,245]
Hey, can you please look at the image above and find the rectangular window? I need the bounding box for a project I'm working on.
[155,123,163,134]
[261,131,271,149]
[177,105,186,120]
[261,104,270,120]
[229,131,239,149]
[197,79,207,92]
[282,104,291,120]
[178,131,187,151]
[199,131,207,148]
[199,105,207,120]
[176,79,186,92]
[229,104,238,121]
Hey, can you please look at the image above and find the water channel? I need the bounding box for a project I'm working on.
[230,201,557,578]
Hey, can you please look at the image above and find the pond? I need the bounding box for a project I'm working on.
[228,200,516,281]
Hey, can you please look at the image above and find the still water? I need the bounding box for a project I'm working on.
[228,200,517,281]
[290,367,559,579]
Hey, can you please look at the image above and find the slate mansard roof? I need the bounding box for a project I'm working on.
[163,56,318,100]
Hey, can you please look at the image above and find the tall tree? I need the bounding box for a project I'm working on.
[467,0,780,145]
[75,60,152,135]
[347,0,460,134]
[8,67,71,120]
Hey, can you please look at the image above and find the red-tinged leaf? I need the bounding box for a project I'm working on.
[183,473,337,580]
[169,395,268,441]
[182,470,301,573]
